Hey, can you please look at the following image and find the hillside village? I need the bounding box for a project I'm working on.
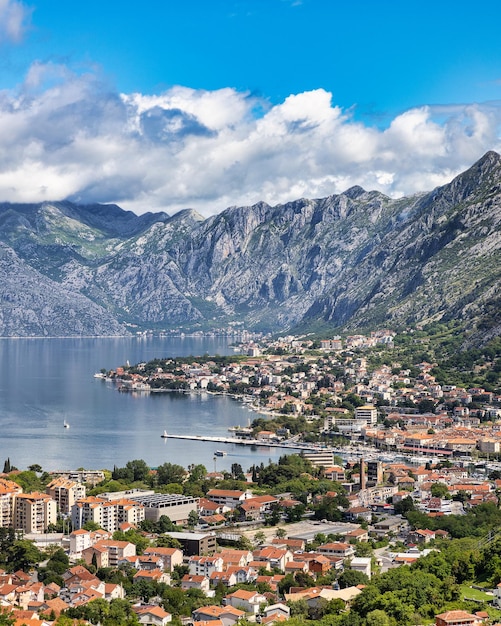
[0,331,500,625]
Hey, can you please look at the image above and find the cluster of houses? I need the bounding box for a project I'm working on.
[4,452,501,625]
[108,331,501,463]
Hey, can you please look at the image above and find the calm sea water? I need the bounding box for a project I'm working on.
[0,337,284,473]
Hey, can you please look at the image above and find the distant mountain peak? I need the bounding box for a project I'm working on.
[169,208,205,223]
[343,185,367,199]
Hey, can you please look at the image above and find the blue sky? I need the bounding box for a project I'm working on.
[0,0,500,215]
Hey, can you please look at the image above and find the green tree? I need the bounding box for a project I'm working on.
[430,483,450,499]
[113,529,149,555]
[9,470,43,493]
[287,599,309,618]
[365,609,392,626]
[338,569,370,588]
[0,607,14,626]
[354,542,373,557]
[156,462,187,485]
[187,510,199,528]
[254,531,266,546]
[125,459,150,483]
[8,539,41,572]
[230,463,245,481]
[285,503,306,523]
[48,547,69,569]
[187,464,207,482]
[394,495,416,515]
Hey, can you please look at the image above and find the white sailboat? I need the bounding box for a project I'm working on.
[161,430,168,438]
[64,420,70,429]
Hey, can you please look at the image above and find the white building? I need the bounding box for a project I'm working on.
[350,557,371,579]
[355,405,378,425]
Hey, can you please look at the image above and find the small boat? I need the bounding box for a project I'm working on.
[214,450,227,457]
[64,420,70,429]
[161,430,168,438]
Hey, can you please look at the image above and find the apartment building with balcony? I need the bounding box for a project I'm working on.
[13,492,57,534]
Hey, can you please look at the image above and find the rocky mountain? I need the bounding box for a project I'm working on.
[0,152,500,337]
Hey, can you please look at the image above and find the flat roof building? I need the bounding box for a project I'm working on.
[162,531,217,556]
[126,493,199,524]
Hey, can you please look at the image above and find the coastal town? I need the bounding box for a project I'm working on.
[110,328,501,462]
[0,328,500,625]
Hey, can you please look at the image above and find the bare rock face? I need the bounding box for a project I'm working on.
[0,152,500,337]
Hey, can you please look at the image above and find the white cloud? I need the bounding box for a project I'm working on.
[0,62,500,215]
[0,0,31,43]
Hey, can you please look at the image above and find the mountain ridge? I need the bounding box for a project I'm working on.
[0,151,500,338]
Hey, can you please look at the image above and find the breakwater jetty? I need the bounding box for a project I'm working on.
[162,433,385,461]
[162,433,310,451]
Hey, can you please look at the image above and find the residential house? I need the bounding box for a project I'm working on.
[237,495,278,521]
[199,498,228,516]
[189,555,224,577]
[316,542,355,559]
[304,555,332,577]
[205,490,248,509]
[71,496,145,532]
[181,575,210,595]
[252,547,293,571]
[262,604,291,621]
[142,547,183,572]
[371,516,409,537]
[209,570,237,588]
[134,605,172,626]
[224,589,266,614]
[345,528,369,543]
[219,550,253,569]
[407,529,436,544]
[349,557,371,579]
[133,569,171,585]
[344,506,372,522]
[435,610,483,626]
[69,529,92,559]
[323,466,346,482]
[271,538,306,551]
[192,605,245,626]
[15,582,44,610]
[82,539,136,568]
[284,560,308,575]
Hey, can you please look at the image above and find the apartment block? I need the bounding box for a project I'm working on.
[71,496,144,533]
[0,478,23,528]
[355,405,378,425]
[46,477,86,514]
[14,492,57,534]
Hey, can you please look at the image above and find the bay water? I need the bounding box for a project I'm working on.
[0,337,284,474]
